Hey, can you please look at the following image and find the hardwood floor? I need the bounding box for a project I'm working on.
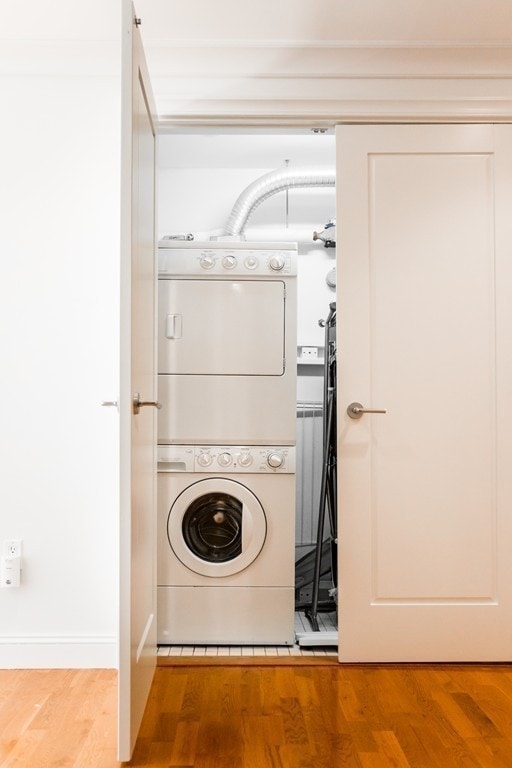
[132,665,512,767]
[0,668,118,768]
[3,664,512,767]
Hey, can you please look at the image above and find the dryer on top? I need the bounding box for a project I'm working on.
[157,241,297,446]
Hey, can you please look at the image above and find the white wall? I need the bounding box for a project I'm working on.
[0,32,121,667]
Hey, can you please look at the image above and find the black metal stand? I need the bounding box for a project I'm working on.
[304,302,337,631]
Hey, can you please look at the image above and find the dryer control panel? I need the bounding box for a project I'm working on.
[158,241,297,278]
[158,445,296,474]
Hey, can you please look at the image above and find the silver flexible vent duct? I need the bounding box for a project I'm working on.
[224,167,336,236]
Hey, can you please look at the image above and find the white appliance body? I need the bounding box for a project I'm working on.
[157,444,296,645]
[157,241,297,445]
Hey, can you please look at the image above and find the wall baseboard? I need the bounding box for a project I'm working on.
[0,636,117,669]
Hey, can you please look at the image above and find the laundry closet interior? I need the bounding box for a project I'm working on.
[155,129,337,655]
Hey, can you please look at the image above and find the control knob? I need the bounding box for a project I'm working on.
[244,255,259,270]
[218,452,233,468]
[269,254,285,271]
[238,451,253,468]
[222,254,237,269]
[267,451,285,469]
[200,253,216,269]
[197,451,213,467]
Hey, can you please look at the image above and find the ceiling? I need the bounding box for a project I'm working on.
[5,0,511,42]
[4,1,511,124]
[132,0,512,125]
[157,131,336,168]
[136,0,511,44]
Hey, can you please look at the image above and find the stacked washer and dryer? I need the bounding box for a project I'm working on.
[157,241,297,645]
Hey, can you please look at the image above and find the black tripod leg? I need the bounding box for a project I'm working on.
[326,397,338,586]
[304,302,337,633]
[305,387,335,631]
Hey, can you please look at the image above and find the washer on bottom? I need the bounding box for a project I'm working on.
[157,444,296,646]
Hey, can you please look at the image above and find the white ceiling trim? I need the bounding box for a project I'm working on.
[145,45,512,80]
[156,73,512,81]
[157,97,512,129]
[153,78,512,100]
[151,44,512,125]
[146,38,512,49]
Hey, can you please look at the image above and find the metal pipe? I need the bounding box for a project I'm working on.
[224,166,335,237]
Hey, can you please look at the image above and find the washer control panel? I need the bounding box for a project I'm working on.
[158,445,295,474]
[158,241,297,278]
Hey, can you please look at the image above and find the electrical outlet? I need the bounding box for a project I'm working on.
[301,346,318,360]
[3,540,22,558]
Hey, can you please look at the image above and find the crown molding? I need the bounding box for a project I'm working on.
[147,38,512,49]
[157,96,512,128]
[148,40,512,123]
[155,71,512,124]
[145,43,512,80]
[153,76,512,99]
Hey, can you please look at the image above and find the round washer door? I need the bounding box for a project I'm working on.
[168,478,267,577]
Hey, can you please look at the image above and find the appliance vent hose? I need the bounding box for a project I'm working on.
[224,167,335,236]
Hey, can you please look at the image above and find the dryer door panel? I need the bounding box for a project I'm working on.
[158,279,285,375]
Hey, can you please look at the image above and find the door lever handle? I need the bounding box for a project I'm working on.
[347,401,387,419]
[133,392,162,415]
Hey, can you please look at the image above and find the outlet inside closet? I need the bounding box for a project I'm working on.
[156,129,337,652]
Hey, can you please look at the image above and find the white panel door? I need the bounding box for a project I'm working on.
[119,1,158,759]
[336,124,512,661]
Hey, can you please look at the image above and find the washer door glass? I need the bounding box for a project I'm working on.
[182,492,242,563]
[168,478,267,577]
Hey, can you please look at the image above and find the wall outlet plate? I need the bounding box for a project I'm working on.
[3,540,22,558]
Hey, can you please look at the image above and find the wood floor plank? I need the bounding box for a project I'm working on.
[0,727,47,768]
[73,677,118,768]
[280,696,309,745]
[345,720,378,754]
[451,691,502,738]
[472,685,512,735]
[430,687,482,739]
[383,717,435,768]
[170,720,200,765]
[373,730,411,767]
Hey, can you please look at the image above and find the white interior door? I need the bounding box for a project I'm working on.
[119,1,158,759]
[336,124,512,661]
